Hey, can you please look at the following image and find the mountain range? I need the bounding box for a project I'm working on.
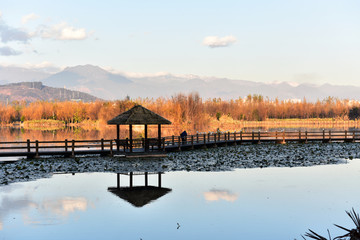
[0,82,99,103]
[0,64,359,102]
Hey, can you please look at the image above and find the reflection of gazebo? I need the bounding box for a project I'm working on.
[107,105,172,152]
[108,172,172,207]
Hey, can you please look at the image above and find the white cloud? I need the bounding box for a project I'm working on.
[41,197,88,217]
[204,189,238,202]
[21,13,40,24]
[0,22,30,43]
[203,35,237,48]
[0,46,21,56]
[38,22,89,40]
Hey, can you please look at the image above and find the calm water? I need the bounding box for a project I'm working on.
[1,160,360,239]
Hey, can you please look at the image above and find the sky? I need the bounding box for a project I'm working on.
[0,0,359,86]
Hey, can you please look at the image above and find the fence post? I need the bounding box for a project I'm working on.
[353,131,355,142]
[252,131,254,143]
[65,139,68,152]
[172,135,175,146]
[234,131,237,141]
[275,131,278,140]
[282,131,285,144]
[178,136,181,151]
[258,130,261,143]
[191,135,194,149]
[110,140,113,156]
[240,131,243,144]
[329,130,332,143]
[208,133,210,143]
[203,134,206,144]
[218,132,220,141]
[35,140,39,158]
[345,130,347,142]
[322,129,325,142]
[71,140,75,157]
[162,138,166,151]
[27,139,30,153]
[305,131,308,143]
[298,130,301,142]
[196,133,199,143]
[228,132,231,141]
[101,138,104,151]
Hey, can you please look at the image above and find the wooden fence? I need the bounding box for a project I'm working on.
[0,130,359,158]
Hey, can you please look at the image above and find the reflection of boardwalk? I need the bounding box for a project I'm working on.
[0,130,360,159]
[108,172,171,207]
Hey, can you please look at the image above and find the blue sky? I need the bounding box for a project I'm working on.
[0,0,359,85]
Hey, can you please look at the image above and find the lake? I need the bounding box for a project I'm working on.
[1,159,360,240]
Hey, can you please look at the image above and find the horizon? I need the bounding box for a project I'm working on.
[0,0,359,87]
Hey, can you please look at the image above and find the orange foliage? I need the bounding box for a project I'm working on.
[0,94,359,131]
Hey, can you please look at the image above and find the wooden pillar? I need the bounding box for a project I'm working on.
[144,124,148,152]
[71,140,75,157]
[117,124,120,151]
[129,172,133,188]
[191,135,194,149]
[353,131,355,142]
[145,172,148,187]
[109,140,113,156]
[282,131,285,143]
[129,124,133,152]
[345,130,348,142]
[196,133,199,143]
[178,136,181,151]
[35,140,39,158]
[329,130,332,143]
[172,135,175,146]
[117,173,120,189]
[27,139,31,153]
[101,138,104,151]
[158,172,162,188]
[158,124,161,150]
[65,139,68,152]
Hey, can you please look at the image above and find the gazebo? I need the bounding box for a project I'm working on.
[107,172,172,208]
[107,105,172,152]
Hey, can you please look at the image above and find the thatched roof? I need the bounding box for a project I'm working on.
[108,186,172,207]
[107,105,171,125]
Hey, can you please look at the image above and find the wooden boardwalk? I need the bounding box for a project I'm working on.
[0,130,359,159]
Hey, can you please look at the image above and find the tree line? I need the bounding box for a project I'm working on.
[0,93,359,130]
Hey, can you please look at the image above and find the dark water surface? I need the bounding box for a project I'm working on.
[1,160,360,240]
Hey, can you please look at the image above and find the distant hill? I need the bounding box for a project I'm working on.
[0,82,100,103]
[1,64,360,101]
[42,65,132,99]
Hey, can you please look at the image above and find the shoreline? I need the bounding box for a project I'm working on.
[0,142,356,186]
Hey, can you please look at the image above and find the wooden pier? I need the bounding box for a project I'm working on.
[0,130,359,159]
